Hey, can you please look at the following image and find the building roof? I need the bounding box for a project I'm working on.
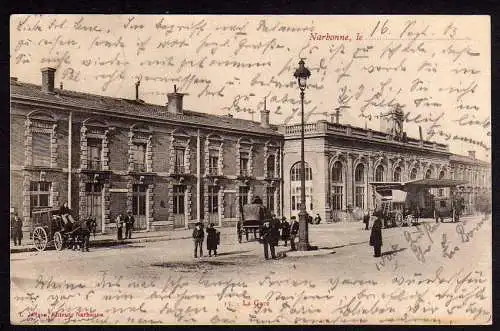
[449,154,490,166]
[10,81,281,137]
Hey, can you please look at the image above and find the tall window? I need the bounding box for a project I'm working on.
[354,164,365,208]
[30,181,51,209]
[266,155,276,178]
[132,184,146,217]
[208,150,219,175]
[410,168,418,180]
[266,187,275,212]
[375,165,385,182]
[173,185,185,214]
[393,166,402,182]
[32,132,51,167]
[133,143,146,172]
[86,183,103,219]
[439,170,445,180]
[174,148,185,174]
[425,169,432,179]
[240,152,249,176]
[208,185,219,213]
[238,186,249,207]
[87,138,102,170]
[331,161,343,210]
[291,162,312,181]
[290,162,313,212]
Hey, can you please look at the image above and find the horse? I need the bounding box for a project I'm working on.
[72,217,97,252]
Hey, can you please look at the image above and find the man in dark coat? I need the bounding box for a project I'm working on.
[236,220,242,243]
[12,214,23,246]
[370,216,383,257]
[261,213,279,260]
[125,211,135,239]
[116,214,124,240]
[363,209,370,230]
[289,217,299,251]
[280,217,290,247]
[192,222,204,258]
[206,223,219,257]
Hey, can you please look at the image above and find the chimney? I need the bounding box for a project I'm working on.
[260,97,270,128]
[167,85,185,115]
[41,67,56,94]
[135,79,140,100]
[468,150,476,159]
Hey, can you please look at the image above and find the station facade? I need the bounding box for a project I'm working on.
[10,67,491,235]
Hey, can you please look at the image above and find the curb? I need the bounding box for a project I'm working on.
[10,234,193,254]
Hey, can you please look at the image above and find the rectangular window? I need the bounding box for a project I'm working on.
[332,186,343,210]
[208,185,219,213]
[240,152,249,176]
[174,149,185,174]
[238,186,249,207]
[30,181,51,209]
[32,132,51,167]
[355,186,364,208]
[208,150,219,175]
[133,143,146,172]
[173,185,185,214]
[87,138,102,170]
[266,187,275,212]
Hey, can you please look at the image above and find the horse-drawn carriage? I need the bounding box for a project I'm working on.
[238,197,272,242]
[31,208,97,252]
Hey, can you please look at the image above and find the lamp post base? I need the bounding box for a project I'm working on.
[297,209,313,251]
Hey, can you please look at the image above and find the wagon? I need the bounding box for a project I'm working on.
[239,201,271,242]
[31,208,96,251]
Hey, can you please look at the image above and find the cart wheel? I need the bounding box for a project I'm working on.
[54,231,63,251]
[33,227,48,251]
[394,212,404,227]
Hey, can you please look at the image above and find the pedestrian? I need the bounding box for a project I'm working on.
[369,216,383,257]
[314,213,322,224]
[260,212,279,260]
[125,211,135,239]
[12,214,23,246]
[289,216,299,251]
[280,217,290,247]
[116,214,123,240]
[363,209,370,230]
[206,223,220,257]
[59,201,75,232]
[193,221,204,258]
[415,205,421,224]
[236,220,242,243]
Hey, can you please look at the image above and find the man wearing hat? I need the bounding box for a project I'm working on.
[125,211,135,239]
[192,221,205,258]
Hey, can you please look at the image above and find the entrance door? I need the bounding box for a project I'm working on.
[132,184,147,230]
[173,185,185,228]
[85,183,103,231]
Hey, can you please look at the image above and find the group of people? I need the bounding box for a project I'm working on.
[192,222,220,258]
[115,212,136,240]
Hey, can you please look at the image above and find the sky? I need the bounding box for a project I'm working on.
[10,15,491,161]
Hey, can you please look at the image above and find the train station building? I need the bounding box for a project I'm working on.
[10,67,491,235]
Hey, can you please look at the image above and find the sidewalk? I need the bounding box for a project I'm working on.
[10,227,202,254]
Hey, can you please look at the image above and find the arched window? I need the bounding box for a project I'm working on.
[410,167,418,180]
[393,166,402,182]
[375,165,385,182]
[354,164,365,208]
[425,168,433,179]
[439,170,445,179]
[331,161,343,210]
[290,162,313,213]
[266,155,276,178]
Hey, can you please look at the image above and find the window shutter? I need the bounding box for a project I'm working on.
[32,133,51,167]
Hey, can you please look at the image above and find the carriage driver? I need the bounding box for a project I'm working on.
[59,201,75,232]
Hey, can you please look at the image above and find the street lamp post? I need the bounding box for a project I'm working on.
[294,59,311,251]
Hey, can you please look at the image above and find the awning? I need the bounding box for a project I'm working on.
[369,182,405,191]
[404,179,468,188]
[392,190,407,203]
